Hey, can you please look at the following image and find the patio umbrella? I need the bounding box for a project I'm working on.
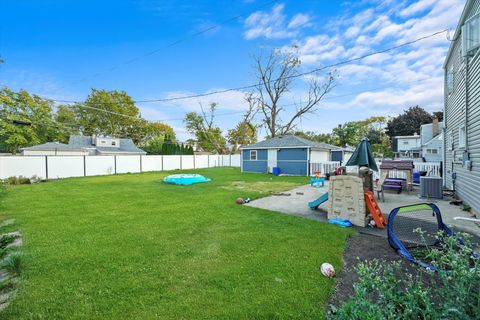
[345,137,378,171]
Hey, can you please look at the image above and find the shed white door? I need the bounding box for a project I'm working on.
[267,149,277,172]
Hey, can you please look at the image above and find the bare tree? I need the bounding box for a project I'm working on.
[252,48,335,137]
[227,93,260,152]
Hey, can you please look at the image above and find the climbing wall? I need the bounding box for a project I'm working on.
[328,175,368,227]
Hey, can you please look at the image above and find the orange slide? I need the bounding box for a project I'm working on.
[364,191,387,228]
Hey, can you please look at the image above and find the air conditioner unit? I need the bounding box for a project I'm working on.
[420,177,443,199]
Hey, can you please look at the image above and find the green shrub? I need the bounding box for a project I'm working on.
[331,232,480,319]
[2,252,23,276]
[5,176,31,185]
[0,234,17,249]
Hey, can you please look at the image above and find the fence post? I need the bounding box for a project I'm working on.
[140,155,143,173]
[180,155,183,170]
[193,155,196,169]
[83,155,86,177]
[114,155,117,174]
[161,155,164,171]
[45,156,49,180]
[230,154,232,167]
[208,155,210,168]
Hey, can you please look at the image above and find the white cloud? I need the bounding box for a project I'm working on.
[288,13,311,29]
[243,4,311,40]
[282,0,464,116]
[399,0,436,18]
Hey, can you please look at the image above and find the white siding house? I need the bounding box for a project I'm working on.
[444,0,480,214]
[420,120,444,162]
[394,135,421,159]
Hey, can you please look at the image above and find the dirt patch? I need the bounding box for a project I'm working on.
[221,181,299,194]
[329,233,417,305]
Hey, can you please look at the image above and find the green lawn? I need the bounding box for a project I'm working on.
[0,168,352,319]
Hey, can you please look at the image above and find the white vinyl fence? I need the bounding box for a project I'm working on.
[0,154,241,180]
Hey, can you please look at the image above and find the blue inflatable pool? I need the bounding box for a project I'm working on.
[163,174,211,185]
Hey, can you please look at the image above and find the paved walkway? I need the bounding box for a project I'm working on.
[246,182,480,236]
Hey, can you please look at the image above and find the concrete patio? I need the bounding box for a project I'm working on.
[246,181,480,236]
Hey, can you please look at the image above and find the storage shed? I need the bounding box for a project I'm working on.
[240,135,345,176]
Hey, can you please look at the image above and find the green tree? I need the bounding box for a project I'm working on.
[227,121,257,152]
[0,88,55,154]
[76,89,144,142]
[386,106,433,139]
[184,102,226,154]
[54,105,79,143]
[332,122,360,147]
[432,111,444,122]
[142,136,164,155]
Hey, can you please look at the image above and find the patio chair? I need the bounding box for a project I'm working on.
[374,171,388,202]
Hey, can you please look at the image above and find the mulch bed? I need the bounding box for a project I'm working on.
[329,232,417,304]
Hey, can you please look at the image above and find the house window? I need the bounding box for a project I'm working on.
[403,141,409,145]
[459,125,466,148]
[447,131,453,150]
[112,141,116,146]
[426,148,438,154]
[447,66,454,95]
[462,13,480,57]
[250,150,257,160]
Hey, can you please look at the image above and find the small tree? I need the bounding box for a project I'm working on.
[184,102,226,154]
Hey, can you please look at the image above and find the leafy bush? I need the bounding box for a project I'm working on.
[2,252,23,276]
[0,234,17,249]
[331,232,480,319]
[5,176,31,185]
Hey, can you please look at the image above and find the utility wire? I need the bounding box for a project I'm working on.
[0,30,448,122]
[70,0,277,85]
[49,29,449,106]
[6,77,436,128]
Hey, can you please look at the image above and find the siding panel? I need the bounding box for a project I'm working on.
[444,0,480,213]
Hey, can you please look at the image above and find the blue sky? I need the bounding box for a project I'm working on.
[0,0,464,141]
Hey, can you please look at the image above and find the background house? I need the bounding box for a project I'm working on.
[240,135,349,176]
[69,136,146,155]
[21,135,146,156]
[393,134,421,159]
[420,119,444,162]
[443,0,480,214]
[21,142,89,156]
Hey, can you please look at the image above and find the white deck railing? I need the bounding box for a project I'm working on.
[309,161,341,175]
[311,161,441,180]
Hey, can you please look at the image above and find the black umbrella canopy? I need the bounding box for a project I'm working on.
[345,137,378,171]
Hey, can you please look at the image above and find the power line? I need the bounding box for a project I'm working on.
[6,77,436,128]
[49,29,449,106]
[69,0,277,86]
[1,30,448,123]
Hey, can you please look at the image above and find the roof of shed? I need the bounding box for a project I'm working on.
[240,135,341,150]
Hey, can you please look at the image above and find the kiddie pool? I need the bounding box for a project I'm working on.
[163,174,211,185]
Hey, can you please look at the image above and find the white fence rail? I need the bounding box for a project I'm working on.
[310,161,341,175]
[311,161,441,180]
[0,154,241,180]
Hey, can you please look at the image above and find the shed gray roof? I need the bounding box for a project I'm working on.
[69,135,146,154]
[240,135,342,150]
[22,142,85,152]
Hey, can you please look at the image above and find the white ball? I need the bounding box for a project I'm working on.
[320,262,335,277]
